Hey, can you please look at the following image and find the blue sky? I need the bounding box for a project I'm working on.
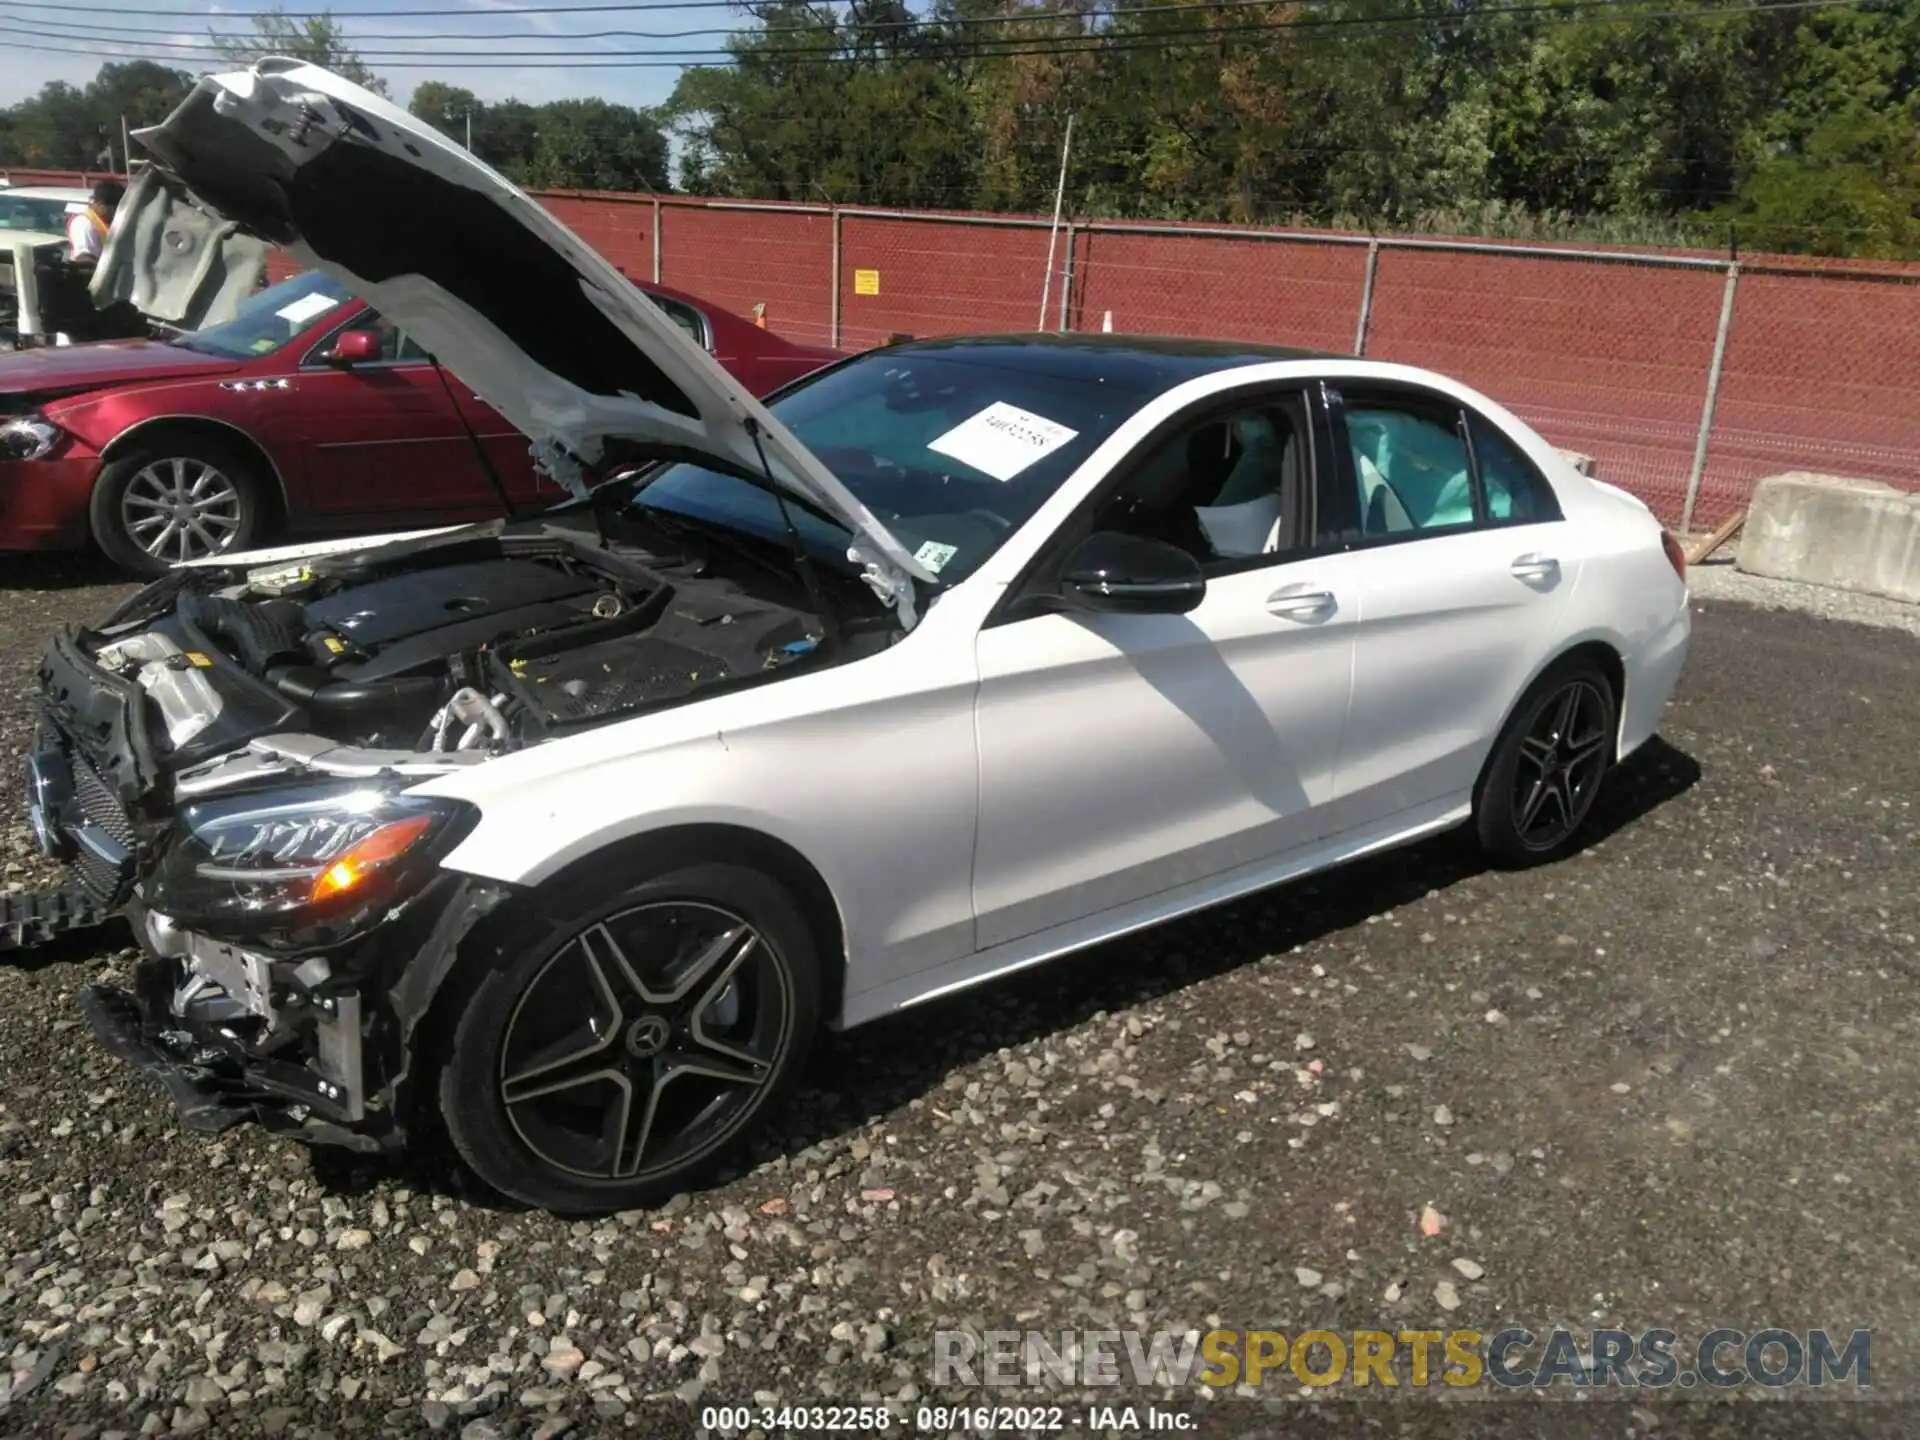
[0,0,748,112]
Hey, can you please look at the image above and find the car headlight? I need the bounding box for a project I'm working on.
[148,782,473,937]
[0,413,61,461]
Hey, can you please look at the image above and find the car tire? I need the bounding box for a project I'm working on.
[89,435,268,576]
[436,862,820,1215]
[1474,656,1617,867]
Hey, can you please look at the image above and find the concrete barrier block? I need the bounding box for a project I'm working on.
[1737,471,1920,605]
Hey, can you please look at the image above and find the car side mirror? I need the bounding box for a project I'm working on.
[1059,531,1206,615]
[324,329,383,366]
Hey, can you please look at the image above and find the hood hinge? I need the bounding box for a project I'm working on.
[849,544,918,630]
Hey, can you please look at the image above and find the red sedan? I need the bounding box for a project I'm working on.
[0,270,839,573]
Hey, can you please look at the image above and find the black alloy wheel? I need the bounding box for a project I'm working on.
[438,863,819,1213]
[1511,678,1611,851]
[1476,659,1617,866]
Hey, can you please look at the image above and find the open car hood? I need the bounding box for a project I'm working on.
[91,166,270,332]
[133,58,933,621]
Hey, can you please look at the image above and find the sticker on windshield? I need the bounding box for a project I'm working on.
[913,539,959,574]
[927,402,1078,482]
[275,292,341,326]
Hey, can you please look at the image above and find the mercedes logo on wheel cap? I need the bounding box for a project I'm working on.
[624,1014,671,1059]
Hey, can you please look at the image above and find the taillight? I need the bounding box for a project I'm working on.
[1660,530,1687,582]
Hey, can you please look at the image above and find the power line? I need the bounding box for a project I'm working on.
[0,0,1868,67]
[0,0,766,14]
[0,0,1750,40]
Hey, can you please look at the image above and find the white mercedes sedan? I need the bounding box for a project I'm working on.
[25,61,1689,1213]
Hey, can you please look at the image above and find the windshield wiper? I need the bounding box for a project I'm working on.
[630,500,805,588]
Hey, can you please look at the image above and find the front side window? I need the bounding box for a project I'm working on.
[0,195,71,233]
[650,294,708,348]
[1343,402,1477,537]
[1089,395,1313,571]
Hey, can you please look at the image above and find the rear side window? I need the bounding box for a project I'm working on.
[1469,414,1562,523]
[1345,404,1476,536]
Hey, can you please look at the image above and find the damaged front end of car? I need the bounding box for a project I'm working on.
[30,514,862,1151]
[87,873,510,1153]
[24,55,927,1156]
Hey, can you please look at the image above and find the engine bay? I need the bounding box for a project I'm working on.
[83,525,863,774]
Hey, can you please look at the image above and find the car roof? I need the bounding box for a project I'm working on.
[877,332,1338,395]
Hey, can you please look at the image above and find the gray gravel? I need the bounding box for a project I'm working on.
[1690,552,1920,639]
[1,550,1917,1437]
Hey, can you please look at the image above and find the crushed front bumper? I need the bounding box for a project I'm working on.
[80,985,277,1136]
[77,877,512,1153]
[27,627,516,1155]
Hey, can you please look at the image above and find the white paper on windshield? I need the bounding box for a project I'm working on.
[275,292,341,326]
[927,402,1078,482]
[913,539,959,574]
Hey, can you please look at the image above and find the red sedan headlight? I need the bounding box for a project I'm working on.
[0,413,61,460]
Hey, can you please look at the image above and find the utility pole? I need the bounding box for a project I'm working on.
[465,110,473,151]
[1037,110,1076,332]
[121,114,132,174]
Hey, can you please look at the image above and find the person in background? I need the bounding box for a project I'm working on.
[65,180,124,269]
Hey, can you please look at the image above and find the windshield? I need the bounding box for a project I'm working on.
[173,271,355,358]
[0,195,73,234]
[629,350,1143,587]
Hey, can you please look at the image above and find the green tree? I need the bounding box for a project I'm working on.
[520,99,669,192]
[1722,103,1920,257]
[407,87,669,190]
[0,64,193,168]
[0,82,99,167]
[408,81,483,140]
[667,0,976,206]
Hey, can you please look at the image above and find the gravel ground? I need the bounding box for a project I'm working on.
[0,551,1917,1439]
[1688,551,1920,640]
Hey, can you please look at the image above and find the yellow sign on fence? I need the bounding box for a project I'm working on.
[853,269,880,296]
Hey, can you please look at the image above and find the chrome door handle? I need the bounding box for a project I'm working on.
[1266,584,1337,621]
[1510,553,1560,584]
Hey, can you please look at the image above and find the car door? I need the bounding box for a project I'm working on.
[1321,383,1582,834]
[288,311,501,518]
[970,384,1368,952]
[444,388,548,506]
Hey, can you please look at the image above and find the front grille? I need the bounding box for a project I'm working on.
[69,752,137,905]
[72,754,135,847]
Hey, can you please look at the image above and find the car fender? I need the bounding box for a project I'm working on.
[408,615,985,987]
[93,412,294,516]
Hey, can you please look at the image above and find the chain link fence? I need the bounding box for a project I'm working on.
[25,170,1919,531]
[543,193,1919,532]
